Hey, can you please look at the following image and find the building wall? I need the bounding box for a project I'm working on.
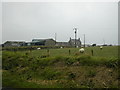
[4,43,12,47]
[76,40,81,47]
[56,38,81,47]
[45,39,56,46]
[55,42,70,46]
[4,41,24,47]
[69,40,74,46]
[69,39,81,47]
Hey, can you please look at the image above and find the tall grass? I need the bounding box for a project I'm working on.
[2,51,118,70]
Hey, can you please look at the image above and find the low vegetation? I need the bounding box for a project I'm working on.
[2,46,119,88]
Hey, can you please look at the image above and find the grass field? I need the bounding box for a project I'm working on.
[5,46,118,58]
[34,46,118,57]
[2,46,119,88]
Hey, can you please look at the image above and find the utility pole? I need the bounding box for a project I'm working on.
[55,33,57,44]
[103,39,105,45]
[84,34,85,48]
[73,28,77,48]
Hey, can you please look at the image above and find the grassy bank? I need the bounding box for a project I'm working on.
[2,46,119,88]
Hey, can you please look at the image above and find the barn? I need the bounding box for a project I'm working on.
[31,38,56,46]
[3,41,25,47]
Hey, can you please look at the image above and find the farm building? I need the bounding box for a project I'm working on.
[56,38,81,47]
[30,38,81,47]
[3,41,25,47]
[69,38,81,47]
[3,38,81,47]
[30,38,56,46]
[55,42,70,47]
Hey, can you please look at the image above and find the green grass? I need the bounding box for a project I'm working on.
[2,46,119,88]
[8,46,117,58]
[84,46,118,58]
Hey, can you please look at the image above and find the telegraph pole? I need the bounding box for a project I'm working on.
[103,39,105,45]
[55,33,57,44]
[84,34,85,48]
[73,28,77,48]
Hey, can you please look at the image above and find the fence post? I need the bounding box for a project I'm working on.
[91,49,93,56]
[47,49,50,56]
[69,49,71,55]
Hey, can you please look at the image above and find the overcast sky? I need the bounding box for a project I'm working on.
[2,2,118,45]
